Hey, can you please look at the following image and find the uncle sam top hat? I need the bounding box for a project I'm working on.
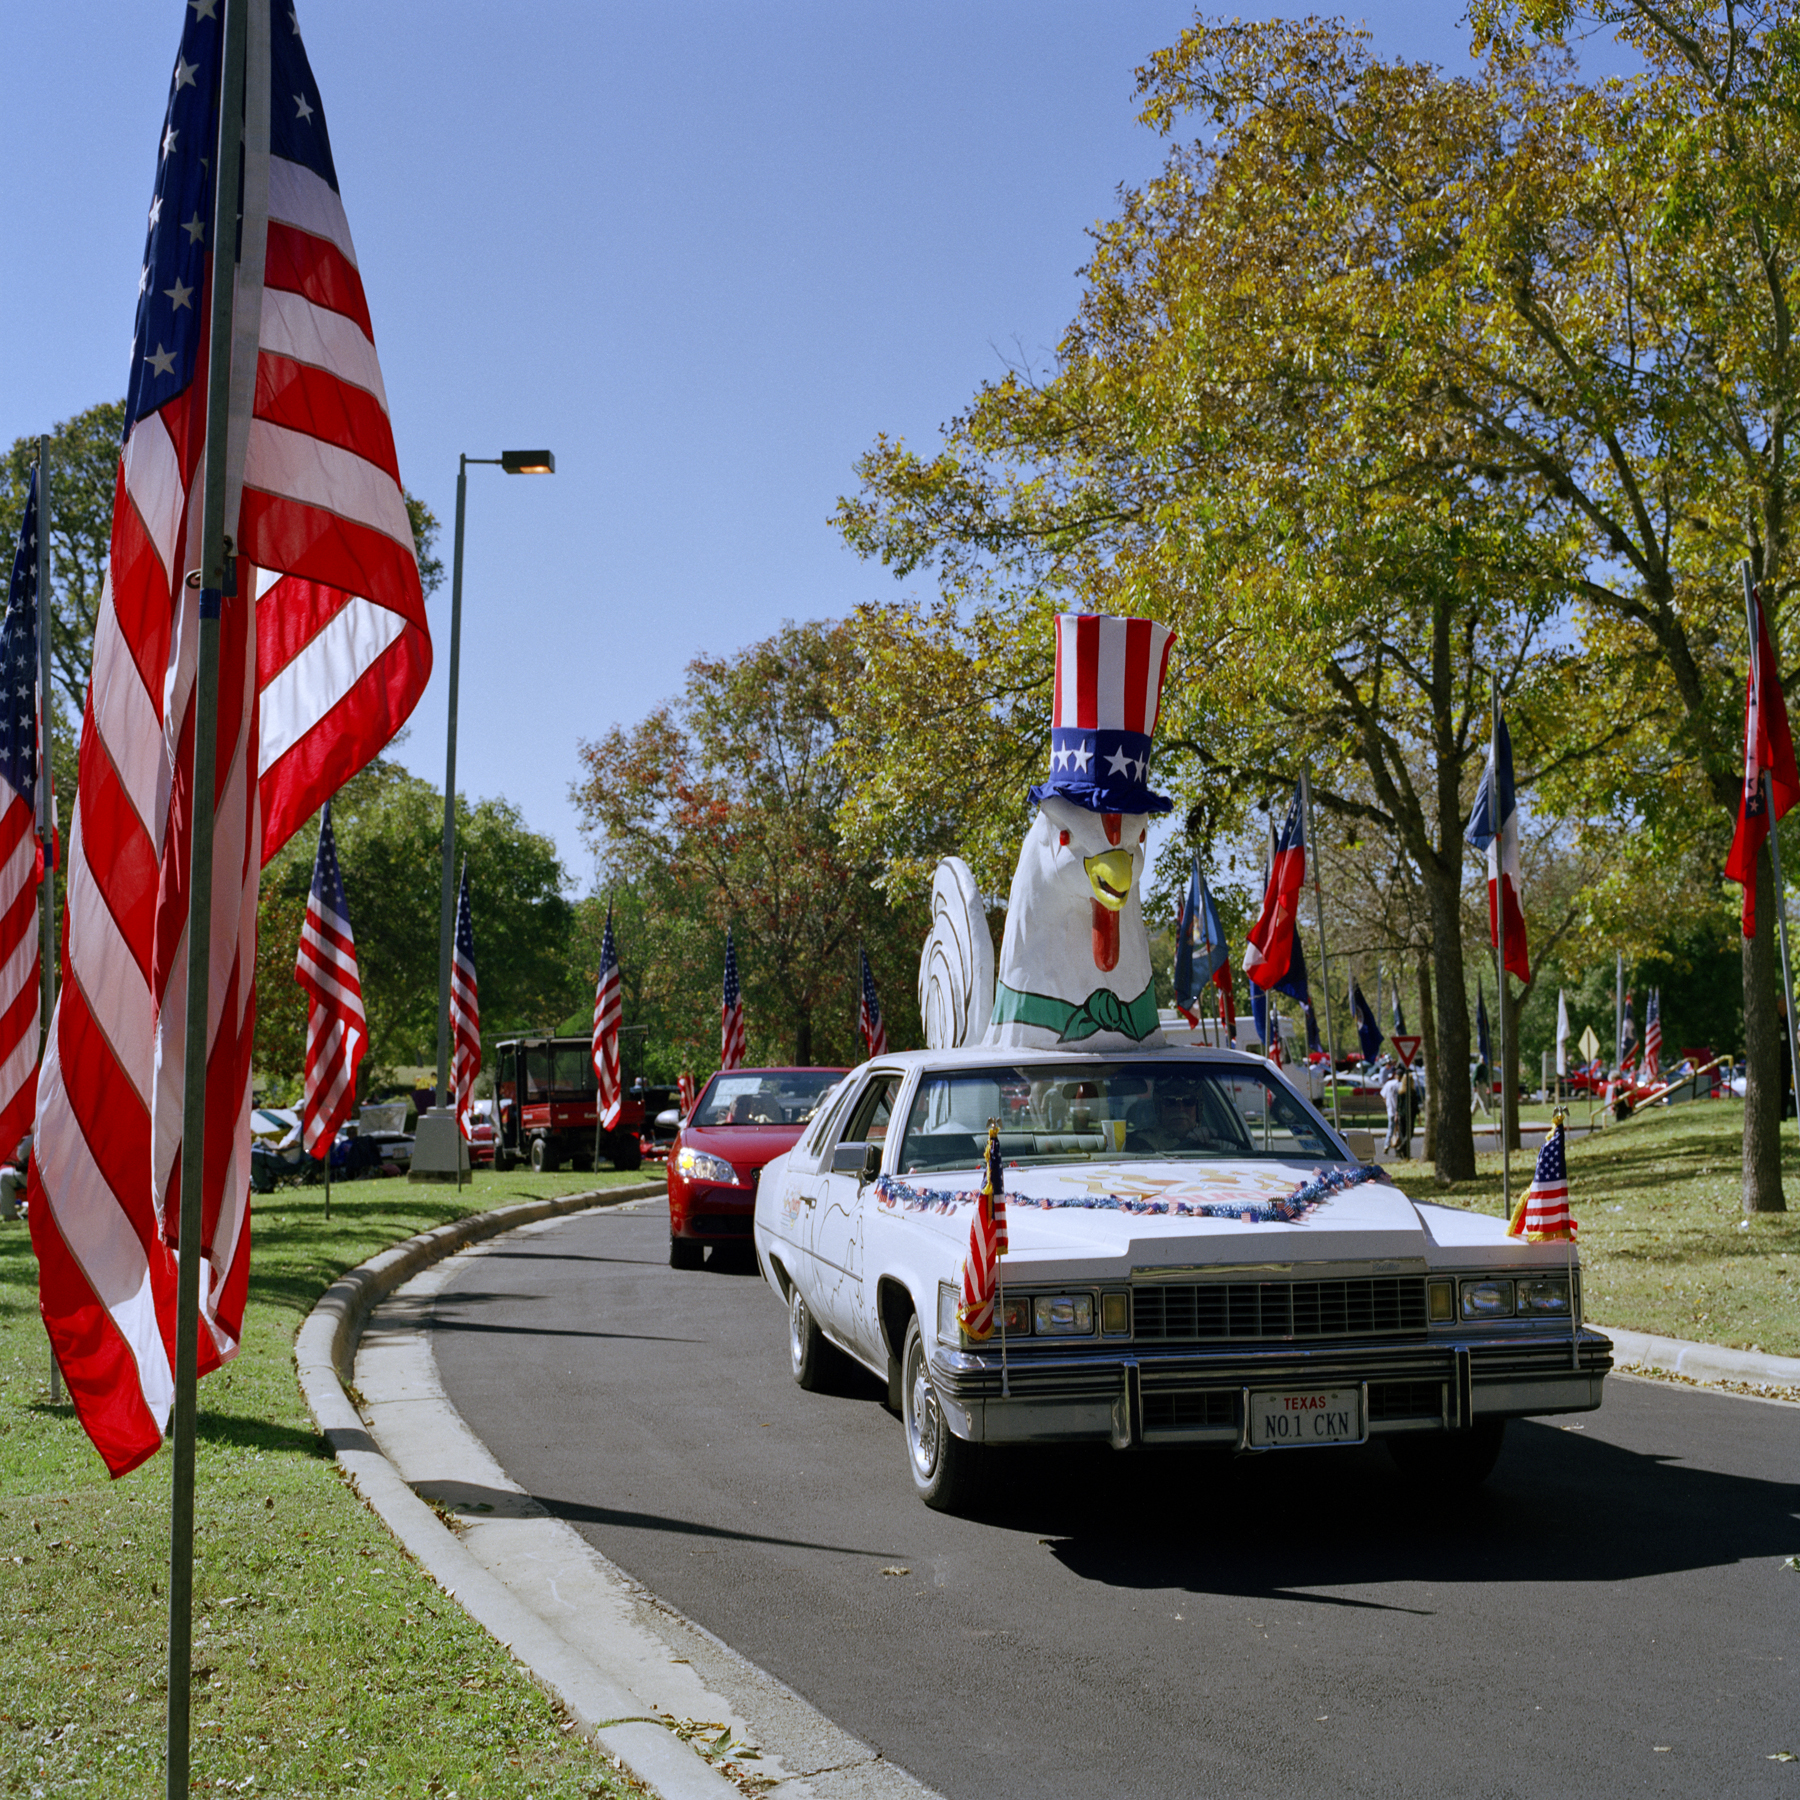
[1028,612,1176,815]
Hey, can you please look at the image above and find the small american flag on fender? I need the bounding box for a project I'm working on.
[28,1,430,1476]
[957,1122,1008,1339]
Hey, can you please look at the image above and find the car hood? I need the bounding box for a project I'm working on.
[875,1157,1535,1275]
[682,1122,808,1171]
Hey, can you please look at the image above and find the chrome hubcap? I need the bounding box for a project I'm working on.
[906,1340,940,1478]
[789,1292,808,1370]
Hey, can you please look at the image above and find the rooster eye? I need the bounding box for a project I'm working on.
[1058,830,1070,848]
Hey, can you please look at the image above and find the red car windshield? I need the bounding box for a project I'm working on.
[693,1071,842,1128]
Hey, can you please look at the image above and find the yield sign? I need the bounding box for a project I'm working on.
[1392,1034,1422,1068]
[1578,1026,1600,1062]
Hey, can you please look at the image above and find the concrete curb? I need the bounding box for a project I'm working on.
[293,1182,745,1800]
[1594,1322,1800,1394]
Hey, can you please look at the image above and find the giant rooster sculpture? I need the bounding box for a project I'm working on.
[919,613,1176,1052]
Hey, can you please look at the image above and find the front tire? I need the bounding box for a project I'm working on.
[669,1235,705,1270]
[1387,1419,1507,1490]
[530,1136,561,1174]
[901,1315,983,1512]
[609,1132,643,1172]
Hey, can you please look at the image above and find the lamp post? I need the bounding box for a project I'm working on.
[412,449,554,1182]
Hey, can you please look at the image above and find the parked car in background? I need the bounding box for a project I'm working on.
[666,1067,849,1269]
[491,1036,644,1172]
[464,1099,496,1168]
[753,1044,1611,1513]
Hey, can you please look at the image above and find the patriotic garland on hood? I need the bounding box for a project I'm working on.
[874,1161,1380,1227]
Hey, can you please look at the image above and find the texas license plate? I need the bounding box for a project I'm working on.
[1249,1387,1363,1448]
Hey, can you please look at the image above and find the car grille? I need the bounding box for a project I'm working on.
[1141,1390,1236,1433]
[1132,1275,1429,1343]
[1367,1379,1443,1420]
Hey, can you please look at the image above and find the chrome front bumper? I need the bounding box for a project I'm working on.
[929,1328,1613,1449]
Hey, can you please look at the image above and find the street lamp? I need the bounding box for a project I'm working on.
[412,449,555,1182]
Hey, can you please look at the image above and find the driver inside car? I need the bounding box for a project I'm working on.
[1137,1085,1210,1152]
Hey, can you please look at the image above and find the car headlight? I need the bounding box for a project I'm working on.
[676,1147,739,1185]
[1032,1294,1094,1336]
[937,1282,1031,1346]
[1516,1276,1571,1317]
[1460,1278,1515,1319]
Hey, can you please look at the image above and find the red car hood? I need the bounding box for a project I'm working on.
[680,1121,808,1173]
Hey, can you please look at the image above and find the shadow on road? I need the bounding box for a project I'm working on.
[429,1287,703,1345]
[976,1422,1798,1595]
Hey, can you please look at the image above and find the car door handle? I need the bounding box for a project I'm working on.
[801,1192,815,1206]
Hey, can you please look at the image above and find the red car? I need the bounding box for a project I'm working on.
[667,1066,849,1269]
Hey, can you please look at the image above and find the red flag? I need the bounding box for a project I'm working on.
[1725,585,1800,935]
[29,5,430,1476]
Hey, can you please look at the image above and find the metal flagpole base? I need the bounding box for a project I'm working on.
[408,1107,471,1182]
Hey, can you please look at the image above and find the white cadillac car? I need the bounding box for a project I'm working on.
[752,1043,1610,1511]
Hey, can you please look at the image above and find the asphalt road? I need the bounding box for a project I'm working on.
[433,1201,1799,1800]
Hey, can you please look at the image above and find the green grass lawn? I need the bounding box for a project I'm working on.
[1385,1100,1800,1359]
[0,1166,659,1798]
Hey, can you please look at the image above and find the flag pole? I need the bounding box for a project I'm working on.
[34,439,62,1408]
[1492,669,1512,1222]
[1300,763,1343,1133]
[1744,563,1800,1152]
[167,5,245,1795]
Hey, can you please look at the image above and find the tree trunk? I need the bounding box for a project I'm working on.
[794,1009,814,1068]
[1427,863,1476,1181]
[1743,840,1788,1214]
[1418,957,1438,1163]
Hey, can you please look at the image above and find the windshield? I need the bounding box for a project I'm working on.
[897,1061,1343,1174]
[694,1070,843,1128]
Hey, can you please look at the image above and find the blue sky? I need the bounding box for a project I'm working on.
[4,4,1631,884]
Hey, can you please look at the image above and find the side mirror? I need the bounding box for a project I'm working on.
[832,1140,882,1181]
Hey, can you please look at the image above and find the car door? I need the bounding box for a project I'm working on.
[765,1077,854,1289]
[810,1071,903,1354]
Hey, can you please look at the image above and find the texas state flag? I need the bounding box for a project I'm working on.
[1245,784,1306,991]
[1465,713,1530,984]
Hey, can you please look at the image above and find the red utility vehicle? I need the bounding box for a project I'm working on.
[667,1066,848,1269]
[492,1035,643,1173]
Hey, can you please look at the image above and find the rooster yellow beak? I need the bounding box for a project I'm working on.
[1083,848,1134,912]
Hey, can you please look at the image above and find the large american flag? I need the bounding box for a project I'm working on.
[27,2,430,1477]
[0,471,47,1157]
[1508,1119,1576,1242]
[451,864,480,1135]
[1643,988,1662,1083]
[295,804,364,1157]
[592,900,622,1129]
[858,947,887,1059]
[720,927,746,1072]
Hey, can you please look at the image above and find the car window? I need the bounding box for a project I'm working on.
[897,1061,1341,1174]
[844,1074,902,1149]
[693,1069,845,1127]
[796,1078,856,1165]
